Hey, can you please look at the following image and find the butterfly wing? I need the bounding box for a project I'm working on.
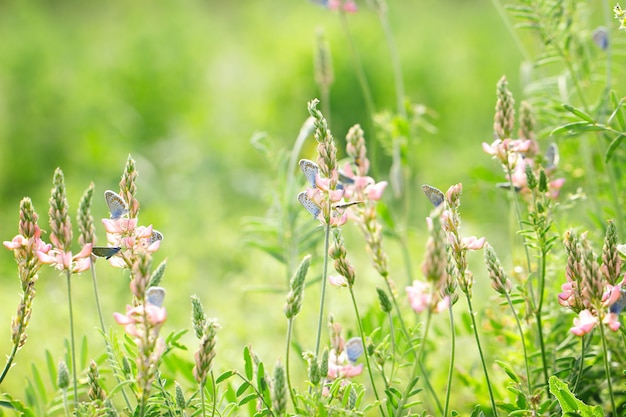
[421,184,445,208]
[104,190,129,220]
[299,159,319,188]
[345,337,364,363]
[298,191,321,219]
[92,246,122,260]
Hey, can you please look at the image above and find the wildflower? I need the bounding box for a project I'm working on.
[570,309,597,336]
[36,243,92,273]
[615,3,626,30]
[561,229,625,335]
[326,322,364,382]
[406,280,450,313]
[193,319,220,385]
[113,303,167,338]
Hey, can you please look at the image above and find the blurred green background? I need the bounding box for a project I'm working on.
[0,0,586,397]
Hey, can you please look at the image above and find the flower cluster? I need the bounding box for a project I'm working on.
[326,321,364,382]
[483,77,565,200]
[406,211,453,314]
[37,168,93,273]
[559,224,624,335]
[312,0,357,13]
[297,100,360,227]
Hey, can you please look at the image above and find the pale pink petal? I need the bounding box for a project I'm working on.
[329,275,348,287]
[603,313,621,331]
[367,181,388,201]
[570,310,597,336]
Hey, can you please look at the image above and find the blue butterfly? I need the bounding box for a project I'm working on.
[146,287,165,307]
[298,191,321,218]
[104,190,129,220]
[421,184,445,208]
[299,159,319,188]
[610,289,626,314]
[345,337,364,363]
[92,246,121,260]
[150,230,164,245]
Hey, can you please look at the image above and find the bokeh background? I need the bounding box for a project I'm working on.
[0,0,603,398]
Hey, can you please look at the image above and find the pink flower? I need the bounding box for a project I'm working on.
[366,181,387,201]
[406,281,432,313]
[113,303,167,338]
[570,309,597,336]
[329,275,348,287]
[36,243,92,273]
[462,236,486,250]
[604,312,621,331]
[327,349,364,379]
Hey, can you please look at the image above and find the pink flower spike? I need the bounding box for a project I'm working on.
[406,281,431,313]
[570,309,597,336]
[343,0,358,13]
[102,218,138,234]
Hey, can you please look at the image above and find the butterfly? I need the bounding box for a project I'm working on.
[146,286,166,307]
[545,142,559,171]
[150,230,164,245]
[104,190,129,220]
[421,184,445,208]
[92,246,121,260]
[609,288,626,314]
[298,191,321,218]
[592,26,609,50]
[333,200,361,210]
[299,159,319,188]
[344,337,364,363]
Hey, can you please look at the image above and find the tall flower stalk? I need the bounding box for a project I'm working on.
[42,168,93,406]
[1,198,50,384]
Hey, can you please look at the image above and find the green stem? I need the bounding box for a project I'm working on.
[90,263,132,409]
[383,279,442,413]
[0,335,19,384]
[443,304,456,417]
[375,0,405,118]
[572,335,587,393]
[314,223,332,357]
[210,371,217,417]
[65,270,79,408]
[285,318,298,412]
[598,321,617,416]
[348,286,386,417]
[200,381,206,417]
[504,294,533,403]
[465,293,498,416]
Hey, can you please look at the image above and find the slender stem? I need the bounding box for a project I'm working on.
[375,1,405,118]
[65,270,79,408]
[572,335,587,392]
[285,318,298,412]
[62,388,70,417]
[598,322,617,416]
[90,263,133,409]
[210,370,217,417]
[465,294,498,416]
[504,294,533,402]
[0,336,19,384]
[200,381,206,417]
[383,279,442,413]
[443,304,456,417]
[348,286,386,417]
[314,223,332,357]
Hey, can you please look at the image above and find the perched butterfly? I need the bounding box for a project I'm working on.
[92,246,121,260]
[298,191,321,218]
[150,230,164,245]
[299,159,319,188]
[338,170,355,185]
[333,200,361,210]
[545,142,559,171]
[421,184,445,208]
[146,286,166,307]
[104,190,129,220]
[592,26,609,50]
[496,182,522,192]
[609,289,626,314]
[344,337,364,363]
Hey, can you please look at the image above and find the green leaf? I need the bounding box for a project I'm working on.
[550,121,599,135]
[243,346,253,380]
[216,370,236,383]
[548,376,603,417]
[238,393,257,406]
[562,104,595,123]
[495,360,520,383]
[609,91,626,129]
[236,381,251,397]
[604,134,625,163]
